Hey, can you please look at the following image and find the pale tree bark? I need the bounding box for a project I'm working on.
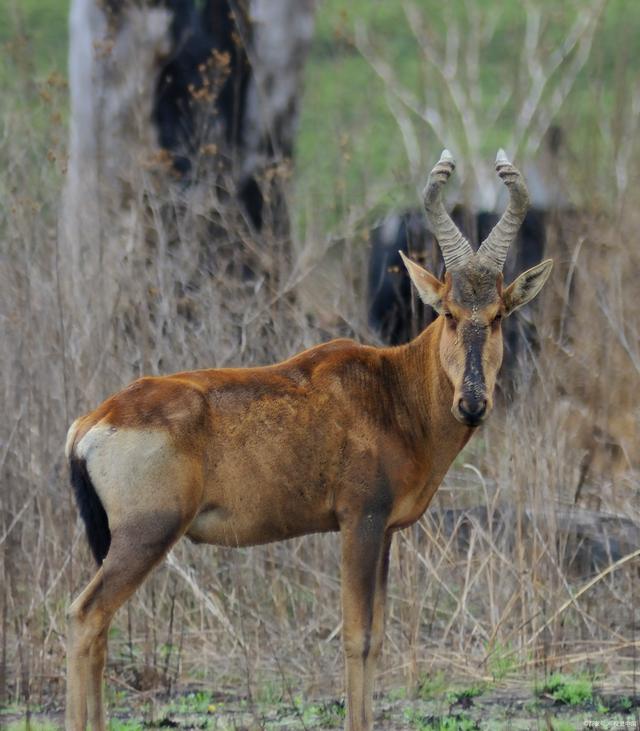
[61,0,317,407]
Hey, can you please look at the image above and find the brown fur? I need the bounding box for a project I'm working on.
[65,252,551,730]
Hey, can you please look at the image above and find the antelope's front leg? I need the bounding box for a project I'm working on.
[340,514,391,731]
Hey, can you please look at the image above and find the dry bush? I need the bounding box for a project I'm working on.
[1,20,639,717]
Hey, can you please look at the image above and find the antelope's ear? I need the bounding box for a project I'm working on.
[503,259,553,316]
[399,251,445,313]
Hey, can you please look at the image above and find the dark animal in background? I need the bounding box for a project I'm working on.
[367,210,441,346]
[370,127,569,375]
[368,205,548,379]
[153,0,262,226]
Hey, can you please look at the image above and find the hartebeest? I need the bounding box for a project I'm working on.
[65,150,552,731]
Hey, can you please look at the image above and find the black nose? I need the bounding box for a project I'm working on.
[458,397,487,423]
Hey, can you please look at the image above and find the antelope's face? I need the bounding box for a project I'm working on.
[400,148,554,428]
[438,266,504,425]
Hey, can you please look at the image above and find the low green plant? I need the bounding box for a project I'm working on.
[523,699,541,714]
[404,709,479,731]
[417,671,447,700]
[403,708,428,730]
[446,684,486,706]
[106,688,131,714]
[549,721,575,731]
[302,699,345,728]
[537,674,593,706]
[387,685,407,701]
[317,699,346,728]
[486,641,517,682]
[256,680,284,706]
[619,696,633,711]
[165,690,213,715]
[1,704,44,715]
[108,720,144,731]
[596,701,608,714]
[4,721,60,731]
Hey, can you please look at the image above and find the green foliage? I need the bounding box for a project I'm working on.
[297,0,640,228]
[256,680,284,706]
[619,696,633,711]
[523,699,541,714]
[446,684,486,705]
[549,722,576,731]
[387,685,407,701]
[4,721,60,731]
[5,0,640,227]
[165,691,213,715]
[301,698,346,728]
[404,708,480,731]
[537,673,593,706]
[105,688,131,714]
[417,671,447,700]
[0,0,68,78]
[108,720,144,731]
[486,641,517,682]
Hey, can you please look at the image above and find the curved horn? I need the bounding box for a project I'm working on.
[477,149,529,272]
[422,149,473,272]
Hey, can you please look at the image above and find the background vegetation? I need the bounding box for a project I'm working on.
[1,1,639,728]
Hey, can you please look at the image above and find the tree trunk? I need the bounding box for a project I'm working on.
[61,0,316,407]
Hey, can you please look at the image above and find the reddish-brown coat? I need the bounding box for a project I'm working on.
[69,322,471,549]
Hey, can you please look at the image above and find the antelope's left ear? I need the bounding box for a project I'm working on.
[503,259,553,316]
[399,251,445,313]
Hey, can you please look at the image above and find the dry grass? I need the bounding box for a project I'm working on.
[1,18,639,718]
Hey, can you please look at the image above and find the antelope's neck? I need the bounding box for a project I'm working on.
[388,318,472,455]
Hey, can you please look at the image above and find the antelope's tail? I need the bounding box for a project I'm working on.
[66,420,111,564]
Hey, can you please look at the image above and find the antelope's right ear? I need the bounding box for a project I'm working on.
[503,259,553,316]
[399,251,445,313]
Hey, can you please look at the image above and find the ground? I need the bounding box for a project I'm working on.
[2,680,639,730]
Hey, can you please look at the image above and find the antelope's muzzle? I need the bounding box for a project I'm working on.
[457,395,488,426]
[454,322,490,426]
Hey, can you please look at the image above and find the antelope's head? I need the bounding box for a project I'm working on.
[401,150,553,427]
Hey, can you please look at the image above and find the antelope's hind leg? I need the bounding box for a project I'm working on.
[340,516,392,731]
[66,514,185,731]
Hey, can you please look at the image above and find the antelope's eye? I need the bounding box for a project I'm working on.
[492,313,503,325]
[444,312,457,326]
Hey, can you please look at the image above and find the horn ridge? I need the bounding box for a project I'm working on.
[476,150,529,272]
[422,150,474,272]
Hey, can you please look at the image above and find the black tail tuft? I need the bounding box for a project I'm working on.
[69,456,111,564]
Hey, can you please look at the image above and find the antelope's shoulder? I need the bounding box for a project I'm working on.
[282,337,376,375]
[197,338,379,406]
